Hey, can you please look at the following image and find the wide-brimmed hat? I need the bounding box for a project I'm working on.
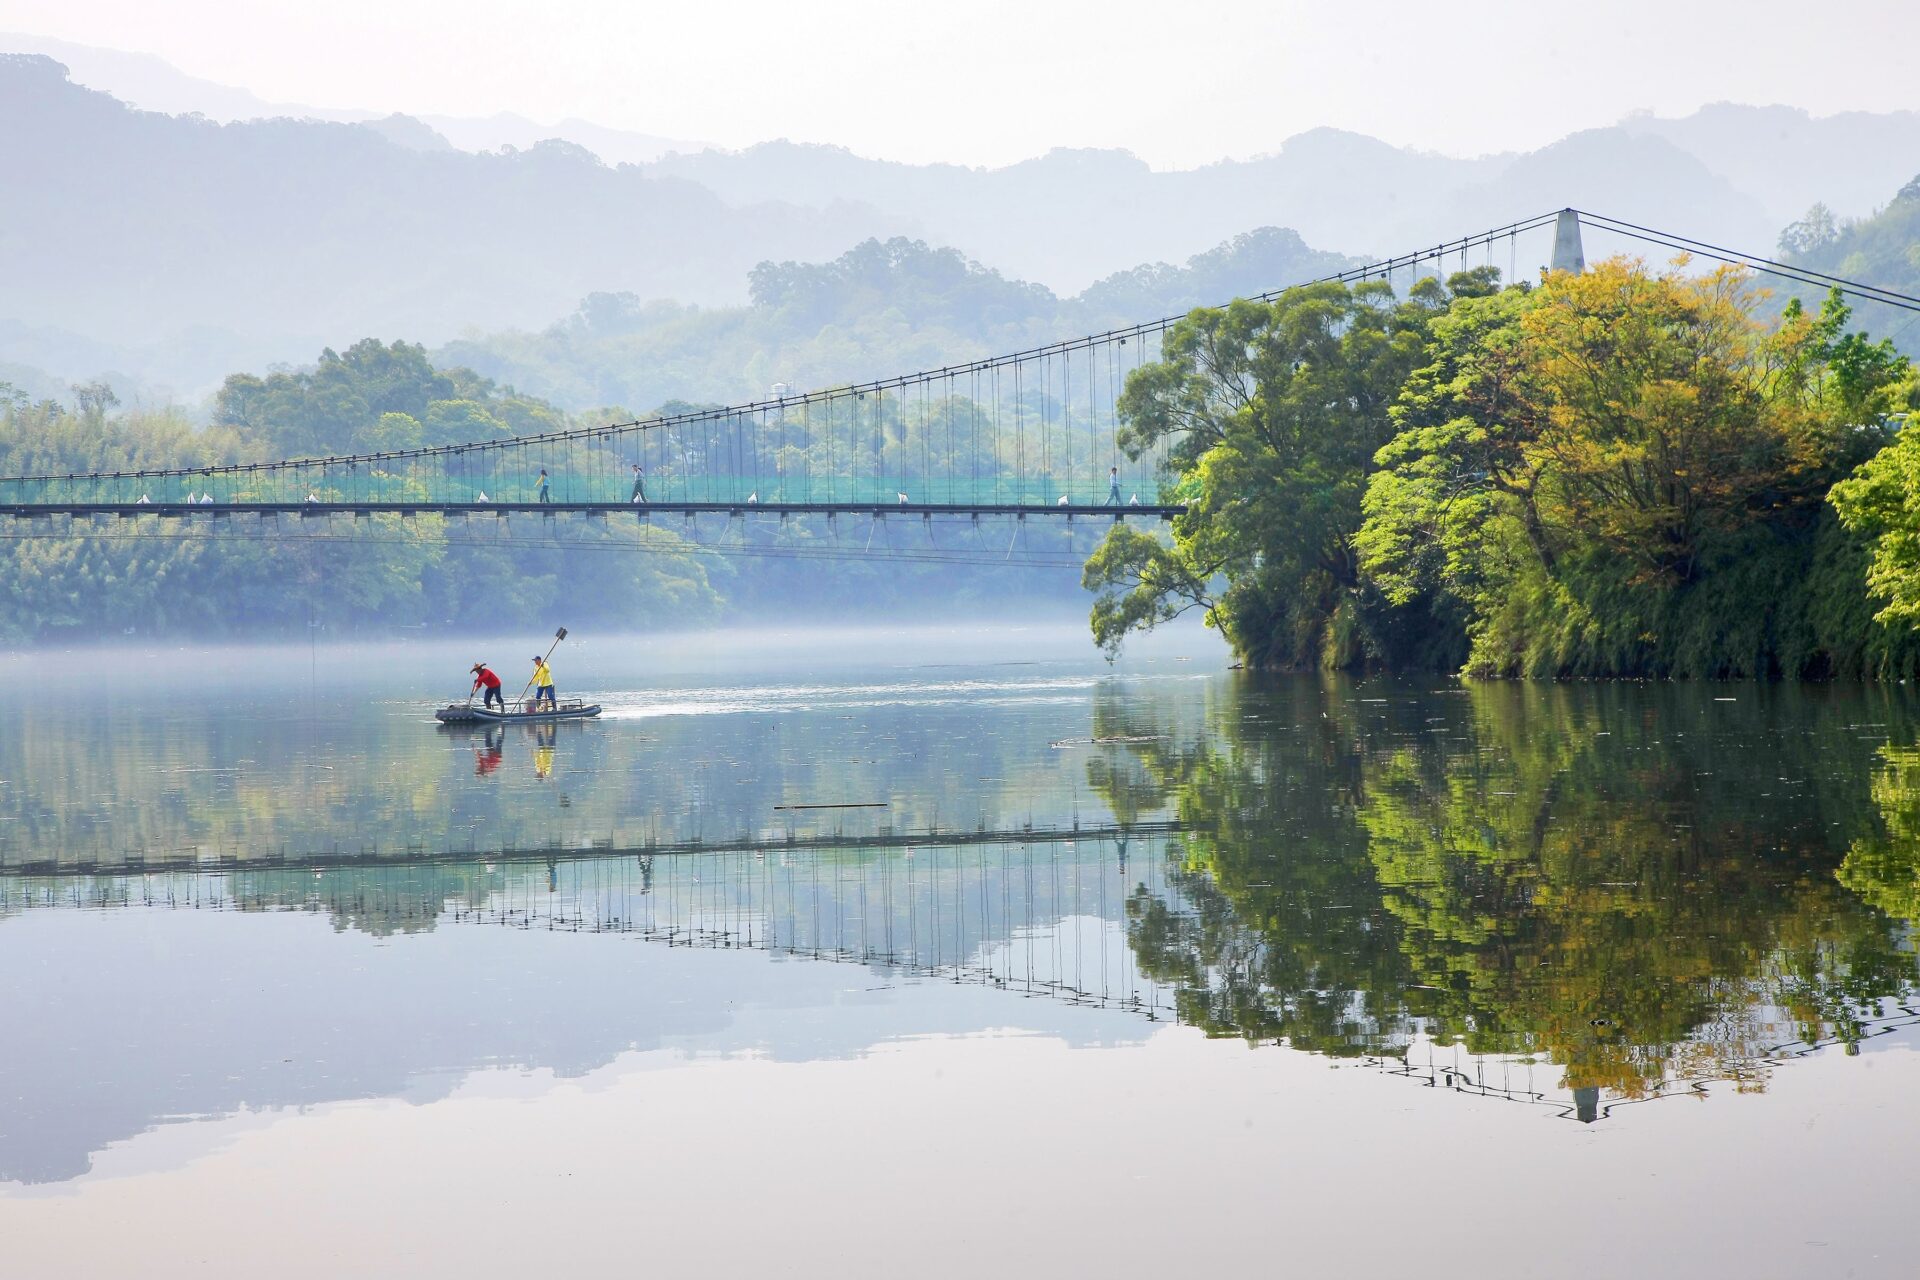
[471,662,485,672]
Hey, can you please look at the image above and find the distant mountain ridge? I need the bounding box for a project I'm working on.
[4,38,1920,401]
[646,111,1915,272]
[14,31,1915,241]
[0,31,708,161]
[0,53,906,394]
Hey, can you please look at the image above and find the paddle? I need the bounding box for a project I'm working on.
[512,627,568,713]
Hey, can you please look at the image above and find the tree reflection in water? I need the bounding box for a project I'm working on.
[1096,675,1920,1109]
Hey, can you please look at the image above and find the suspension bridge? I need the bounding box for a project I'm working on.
[8,209,1914,553]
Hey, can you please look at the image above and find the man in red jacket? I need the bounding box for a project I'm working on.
[470,662,504,711]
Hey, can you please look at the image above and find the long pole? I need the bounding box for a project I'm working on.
[512,627,569,711]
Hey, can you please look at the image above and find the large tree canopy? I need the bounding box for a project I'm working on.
[1084,274,1474,668]
[1362,263,1915,676]
[1087,255,1918,679]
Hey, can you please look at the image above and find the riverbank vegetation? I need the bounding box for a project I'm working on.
[0,344,722,640]
[0,339,1094,642]
[1087,257,1920,677]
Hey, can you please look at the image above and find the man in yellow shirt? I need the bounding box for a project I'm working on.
[531,655,557,710]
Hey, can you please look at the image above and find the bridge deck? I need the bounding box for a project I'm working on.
[1,500,1183,520]
[0,819,1184,878]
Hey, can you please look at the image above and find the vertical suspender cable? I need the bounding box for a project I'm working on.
[1040,351,1051,500]
[1059,348,1070,502]
[1081,344,1093,504]
[1014,358,1025,505]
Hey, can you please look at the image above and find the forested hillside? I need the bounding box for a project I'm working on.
[0,341,1099,642]
[1781,176,1920,355]
[438,230,1358,411]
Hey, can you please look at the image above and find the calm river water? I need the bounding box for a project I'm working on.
[3,626,1918,1277]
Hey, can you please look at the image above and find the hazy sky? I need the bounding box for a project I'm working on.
[5,0,1918,167]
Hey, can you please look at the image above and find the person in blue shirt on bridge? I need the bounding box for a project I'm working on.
[535,469,551,503]
[1107,466,1122,506]
[629,463,648,503]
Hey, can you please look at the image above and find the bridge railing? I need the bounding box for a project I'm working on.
[0,470,1170,511]
[0,378,1179,511]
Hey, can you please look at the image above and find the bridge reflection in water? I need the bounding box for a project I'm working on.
[0,827,1186,1020]
[10,814,1904,1130]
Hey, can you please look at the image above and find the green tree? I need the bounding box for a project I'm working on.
[1778,202,1840,257]
[1363,261,1913,677]
[214,339,460,456]
[0,352,730,641]
[1085,277,1457,668]
[1828,416,1920,630]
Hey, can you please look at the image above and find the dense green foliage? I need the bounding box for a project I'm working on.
[0,348,724,641]
[213,339,566,457]
[1090,257,1920,677]
[0,337,1111,642]
[1083,274,1461,667]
